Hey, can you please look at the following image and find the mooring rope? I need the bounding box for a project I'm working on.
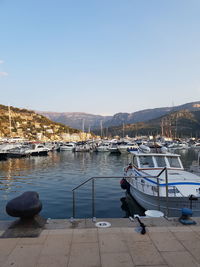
[135,216,146,235]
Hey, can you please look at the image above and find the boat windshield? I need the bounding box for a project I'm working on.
[167,156,181,168]
[139,156,154,168]
[137,154,182,169]
[154,156,166,167]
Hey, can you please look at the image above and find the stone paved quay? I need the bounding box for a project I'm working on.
[1,217,200,267]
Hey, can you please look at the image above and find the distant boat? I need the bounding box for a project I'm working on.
[7,146,30,158]
[190,151,200,174]
[118,142,138,153]
[60,142,76,151]
[26,144,49,156]
[96,141,111,152]
[75,142,91,152]
[108,142,120,153]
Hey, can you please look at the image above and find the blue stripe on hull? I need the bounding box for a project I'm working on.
[133,169,200,187]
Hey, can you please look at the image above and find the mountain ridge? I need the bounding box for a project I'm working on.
[95,109,200,138]
[38,101,200,130]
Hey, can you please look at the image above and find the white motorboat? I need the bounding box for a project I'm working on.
[124,145,200,217]
[108,143,119,153]
[75,143,91,152]
[60,142,76,151]
[96,142,111,152]
[118,142,139,153]
[190,151,200,174]
[7,146,31,158]
[26,144,49,156]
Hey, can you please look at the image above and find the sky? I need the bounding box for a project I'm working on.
[0,0,200,115]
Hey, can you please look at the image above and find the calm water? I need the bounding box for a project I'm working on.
[0,149,199,220]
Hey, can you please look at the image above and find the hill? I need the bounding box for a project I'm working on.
[0,104,90,141]
[93,110,200,138]
[38,101,200,130]
[38,111,112,131]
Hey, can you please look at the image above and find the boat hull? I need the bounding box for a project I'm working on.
[31,151,48,156]
[0,152,7,160]
[129,185,200,217]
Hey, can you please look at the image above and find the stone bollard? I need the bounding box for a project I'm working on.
[6,191,42,218]
[179,208,196,225]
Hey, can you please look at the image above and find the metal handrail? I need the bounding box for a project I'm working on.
[71,167,170,220]
[71,176,127,221]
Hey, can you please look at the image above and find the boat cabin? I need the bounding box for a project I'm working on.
[131,151,184,170]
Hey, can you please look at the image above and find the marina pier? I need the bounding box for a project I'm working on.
[1,217,200,266]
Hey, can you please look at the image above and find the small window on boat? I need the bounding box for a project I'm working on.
[168,188,180,194]
[133,156,138,167]
[139,156,154,168]
[154,156,166,167]
[168,156,181,168]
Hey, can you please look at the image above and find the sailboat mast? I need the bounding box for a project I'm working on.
[8,105,12,137]
[100,120,103,138]
[82,119,85,132]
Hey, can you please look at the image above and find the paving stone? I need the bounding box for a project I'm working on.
[147,226,170,232]
[171,230,200,241]
[190,226,200,232]
[121,227,150,242]
[0,238,19,263]
[137,266,168,267]
[180,239,200,263]
[37,254,68,267]
[190,226,200,238]
[101,252,134,267]
[40,229,49,236]
[149,231,185,252]
[18,234,48,245]
[161,251,199,267]
[68,242,100,267]
[48,229,73,235]
[98,227,122,235]
[39,234,72,257]
[128,241,165,266]
[72,228,98,243]
[45,219,84,229]
[99,232,128,253]
[2,244,42,267]
[169,226,193,232]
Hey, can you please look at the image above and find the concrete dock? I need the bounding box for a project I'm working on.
[1,217,200,267]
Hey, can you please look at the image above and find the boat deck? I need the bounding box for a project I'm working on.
[1,217,200,266]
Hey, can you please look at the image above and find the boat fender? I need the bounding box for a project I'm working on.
[120,178,130,191]
[139,145,151,153]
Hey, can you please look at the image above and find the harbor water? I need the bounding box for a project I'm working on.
[0,149,199,220]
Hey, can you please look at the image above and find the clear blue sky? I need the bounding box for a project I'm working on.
[0,0,200,115]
